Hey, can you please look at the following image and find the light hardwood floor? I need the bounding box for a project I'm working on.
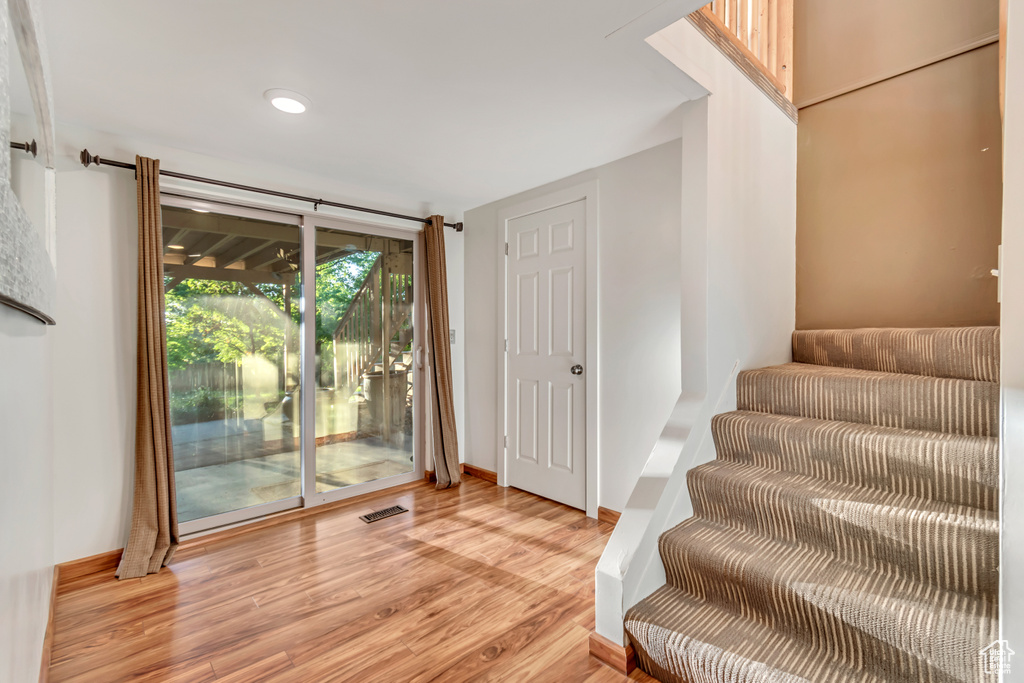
[51,476,656,682]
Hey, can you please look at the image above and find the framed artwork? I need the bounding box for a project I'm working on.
[0,0,55,324]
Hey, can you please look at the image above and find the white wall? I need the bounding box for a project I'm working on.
[0,108,57,680]
[52,167,137,563]
[50,123,466,563]
[1002,0,1024,674]
[594,16,797,644]
[0,306,54,683]
[463,139,683,513]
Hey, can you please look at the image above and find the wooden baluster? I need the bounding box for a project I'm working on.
[756,0,768,62]
[777,0,793,95]
[713,0,725,22]
[737,0,747,48]
[767,0,778,75]
[728,0,737,31]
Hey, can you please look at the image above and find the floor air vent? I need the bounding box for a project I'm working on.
[359,505,408,523]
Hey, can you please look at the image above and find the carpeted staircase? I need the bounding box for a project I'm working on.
[625,328,999,683]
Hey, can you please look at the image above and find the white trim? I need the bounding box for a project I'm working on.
[299,214,318,503]
[497,180,600,519]
[310,212,424,241]
[9,0,56,169]
[159,192,301,224]
[179,496,302,536]
[302,470,422,507]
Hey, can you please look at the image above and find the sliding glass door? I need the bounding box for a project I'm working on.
[162,197,422,532]
[312,229,416,495]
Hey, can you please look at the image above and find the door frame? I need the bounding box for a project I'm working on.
[499,181,599,519]
[161,192,426,534]
[301,213,426,508]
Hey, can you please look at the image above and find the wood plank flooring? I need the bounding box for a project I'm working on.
[51,477,656,682]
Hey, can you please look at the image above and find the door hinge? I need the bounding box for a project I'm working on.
[504,339,508,352]
[504,242,509,256]
[504,435,508,448]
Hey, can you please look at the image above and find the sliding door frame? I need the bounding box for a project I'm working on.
[301,213,425,509]
[161,193,424,534]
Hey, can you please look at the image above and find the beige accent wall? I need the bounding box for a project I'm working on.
[794,0,999,107]
[796,4,1003,330]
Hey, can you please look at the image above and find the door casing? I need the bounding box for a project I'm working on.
[499,181,599,519]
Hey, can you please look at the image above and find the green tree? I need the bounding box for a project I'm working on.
[164,250,380,372]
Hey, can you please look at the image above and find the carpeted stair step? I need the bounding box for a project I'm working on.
[737,363,998,437]
[658,517,996,683]
[712,411,998,511]
[687,460,998,596]
[625,584,888,683]
[792,327,999,382]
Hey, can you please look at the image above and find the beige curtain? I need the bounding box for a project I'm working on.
[116,156,179,579]
[424,216,461,489]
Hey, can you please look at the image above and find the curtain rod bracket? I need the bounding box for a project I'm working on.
[313,199,322,212]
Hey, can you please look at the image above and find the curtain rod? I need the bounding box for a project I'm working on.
[78,149,464,232]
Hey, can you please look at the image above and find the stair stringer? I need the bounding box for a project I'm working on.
[594,359,740,645]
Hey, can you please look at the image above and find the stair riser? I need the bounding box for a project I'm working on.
[659,525,996,683]
[737,369,999,437]
[712,413,998,511]
[626,586,887,683]
[687,466,998,597]
[792,328,999,382]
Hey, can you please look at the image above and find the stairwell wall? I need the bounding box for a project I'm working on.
[794,0,1003,329]
[1000,0,1024,672]
[593,16,797,645]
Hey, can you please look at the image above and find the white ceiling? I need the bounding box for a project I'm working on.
[38,0,703,214]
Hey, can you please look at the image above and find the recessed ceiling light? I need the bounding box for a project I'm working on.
[192,208,210,214]
[168,244,185,250]
[264,89,311,114]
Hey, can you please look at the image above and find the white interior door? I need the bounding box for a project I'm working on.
[506,199,587,510]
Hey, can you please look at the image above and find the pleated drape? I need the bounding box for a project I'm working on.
[423,216,461,489]
[116,156,179,579]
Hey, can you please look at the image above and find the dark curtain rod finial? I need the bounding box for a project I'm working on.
[77,148,465,232]
[10,140,38,157]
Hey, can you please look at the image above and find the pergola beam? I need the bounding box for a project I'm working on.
[183,233,236,267]
[216,238,276,269]
[164,263,296,286]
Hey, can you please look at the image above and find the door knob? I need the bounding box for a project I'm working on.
[571,364,583,376]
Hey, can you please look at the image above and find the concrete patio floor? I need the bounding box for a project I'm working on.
[175,436,414,522]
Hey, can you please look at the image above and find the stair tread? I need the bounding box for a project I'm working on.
[713,410,998,510]
[658,517,995,681]
[627,328,1001,683]
[792,327,999,382]
[737,362,999,437]
[626,584,887,683]
[687,460,997,596]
